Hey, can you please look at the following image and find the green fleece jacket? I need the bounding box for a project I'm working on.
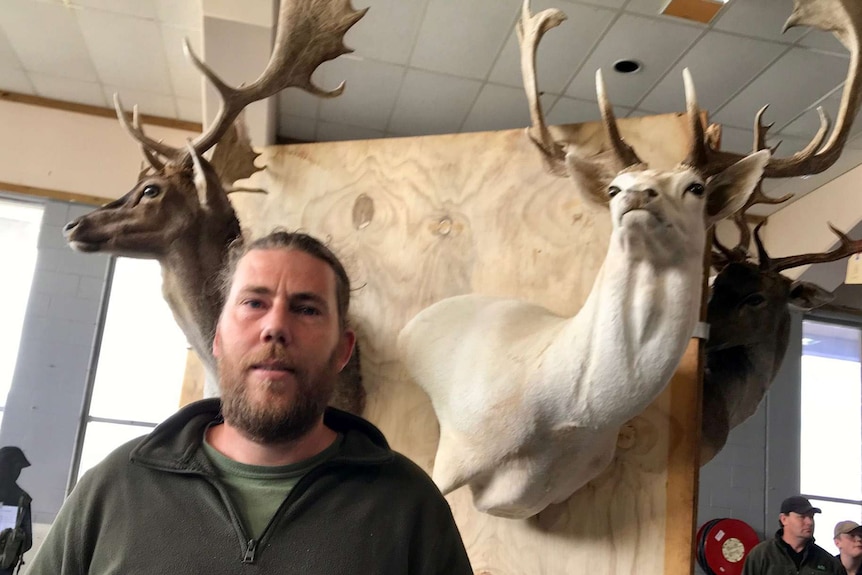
[742,528,842,575]
[29,399,472,575]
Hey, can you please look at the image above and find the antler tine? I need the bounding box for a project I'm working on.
[682,68,709,170]
[596,69,643,169]
[753,222,773,271]
[517,0,568,176]
[114,95,183,161]
[132,106,166,171]
[185,0,368,159]
[767,223,862,273]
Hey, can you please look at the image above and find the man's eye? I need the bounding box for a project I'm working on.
[242,299,264,309]
[296,306,321,316]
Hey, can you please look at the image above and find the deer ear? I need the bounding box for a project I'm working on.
[788,281,834,311]
[565,151,611,207]
[704,149,770,225]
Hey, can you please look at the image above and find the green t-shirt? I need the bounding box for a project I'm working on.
[202,431,343,539]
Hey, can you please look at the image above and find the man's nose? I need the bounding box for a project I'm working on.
[260,309,291,345]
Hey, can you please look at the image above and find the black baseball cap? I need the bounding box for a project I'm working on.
[780,495,821,515]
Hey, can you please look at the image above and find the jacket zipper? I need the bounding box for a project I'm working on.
[243,539,257,564]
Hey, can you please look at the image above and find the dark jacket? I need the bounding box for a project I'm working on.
[29,399,472,575]
[742,528,842,575]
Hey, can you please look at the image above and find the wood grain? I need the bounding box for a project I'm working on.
[231,113,700,574]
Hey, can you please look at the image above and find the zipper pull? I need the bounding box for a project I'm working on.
[242,539,257,564]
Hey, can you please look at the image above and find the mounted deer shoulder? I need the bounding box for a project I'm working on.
[699,0,862,465]
[62,0,368,414]
[397,0,767,519]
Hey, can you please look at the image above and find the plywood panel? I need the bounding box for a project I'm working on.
[231,113,700,574]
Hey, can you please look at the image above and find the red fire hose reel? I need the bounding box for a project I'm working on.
[696,518,760,575]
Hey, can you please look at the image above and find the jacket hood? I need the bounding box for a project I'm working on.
[129,398,393,472]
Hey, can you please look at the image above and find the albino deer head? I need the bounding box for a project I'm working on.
[62,0,368,414]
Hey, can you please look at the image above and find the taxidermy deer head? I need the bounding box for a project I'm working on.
[698,0,862,464]
[701,222,862,464]
[397,0,773,519]
[62,0,368,414]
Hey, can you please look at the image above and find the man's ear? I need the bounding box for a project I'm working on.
[336,330,356,372]
[213,328,222,359]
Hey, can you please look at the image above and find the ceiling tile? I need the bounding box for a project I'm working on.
[71,0,158,19]
[624,0,680,17]
[461,83,532,133]
[30,73,107,107]
[278,88,322,121]
[317,57,403,130]
[0,66,33,93]
[711,0,804,44]
[547,95,631,126]
[487,1,615,94]
[175,96,202,123]
[316,120,384,142]
[712,48,849,131]
[410,0,521,80]
[714,125,757,156]
[564,13,701,107]
[105,84,177,119]
[156,0,202,28]
[347,0,427,66]
[161,25,203,99]
[778,87,862,146]
[388,69,482,136]
[797,28,846,55]
[0,0,98,81]
[279,114,317,142]
[638,31,785,116]
[0,27,23,70]
[78,9,173,93]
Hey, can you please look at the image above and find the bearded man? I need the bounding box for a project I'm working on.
[30,231,471,575]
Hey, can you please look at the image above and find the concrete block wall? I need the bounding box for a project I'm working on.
[694,313,803,574]
[0,199,110,524]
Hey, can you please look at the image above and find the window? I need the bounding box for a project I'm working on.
[74,257,190,480]
[800,318,862,553]
[0,197,44,429]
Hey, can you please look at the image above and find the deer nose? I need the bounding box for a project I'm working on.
[64,220,79,232]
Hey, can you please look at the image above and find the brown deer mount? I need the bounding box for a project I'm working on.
[63,0,368,414]
[701,221,862,465]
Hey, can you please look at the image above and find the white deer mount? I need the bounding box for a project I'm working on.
[396,0,774,519]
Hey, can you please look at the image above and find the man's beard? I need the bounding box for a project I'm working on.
[217,343,339,443]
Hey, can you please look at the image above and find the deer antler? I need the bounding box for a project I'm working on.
[116,0,368,165]
[755,221,862,273]
[689,0,862,179]
[517,0,568,176]
[518,0,644,191]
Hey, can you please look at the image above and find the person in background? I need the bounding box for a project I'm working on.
[0,447,32,575]
[29,230,472,575]
[834,520,862,575]
[742,495,842,575]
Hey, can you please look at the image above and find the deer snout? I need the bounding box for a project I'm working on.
[63,220,79,234]
[619,188,657,211]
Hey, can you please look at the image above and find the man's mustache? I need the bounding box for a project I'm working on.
[240,344,299,373]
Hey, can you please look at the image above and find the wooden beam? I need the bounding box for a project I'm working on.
[0,90,202,132]
[0,180,109,206]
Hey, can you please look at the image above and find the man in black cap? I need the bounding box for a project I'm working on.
[833,520,862,575]
[741,495,842,574]
[0,446,32,575]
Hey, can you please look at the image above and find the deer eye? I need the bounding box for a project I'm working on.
[743,293,766,307]
[608,186,621,198]
[142,184,161,198]
[684,182,705,196]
